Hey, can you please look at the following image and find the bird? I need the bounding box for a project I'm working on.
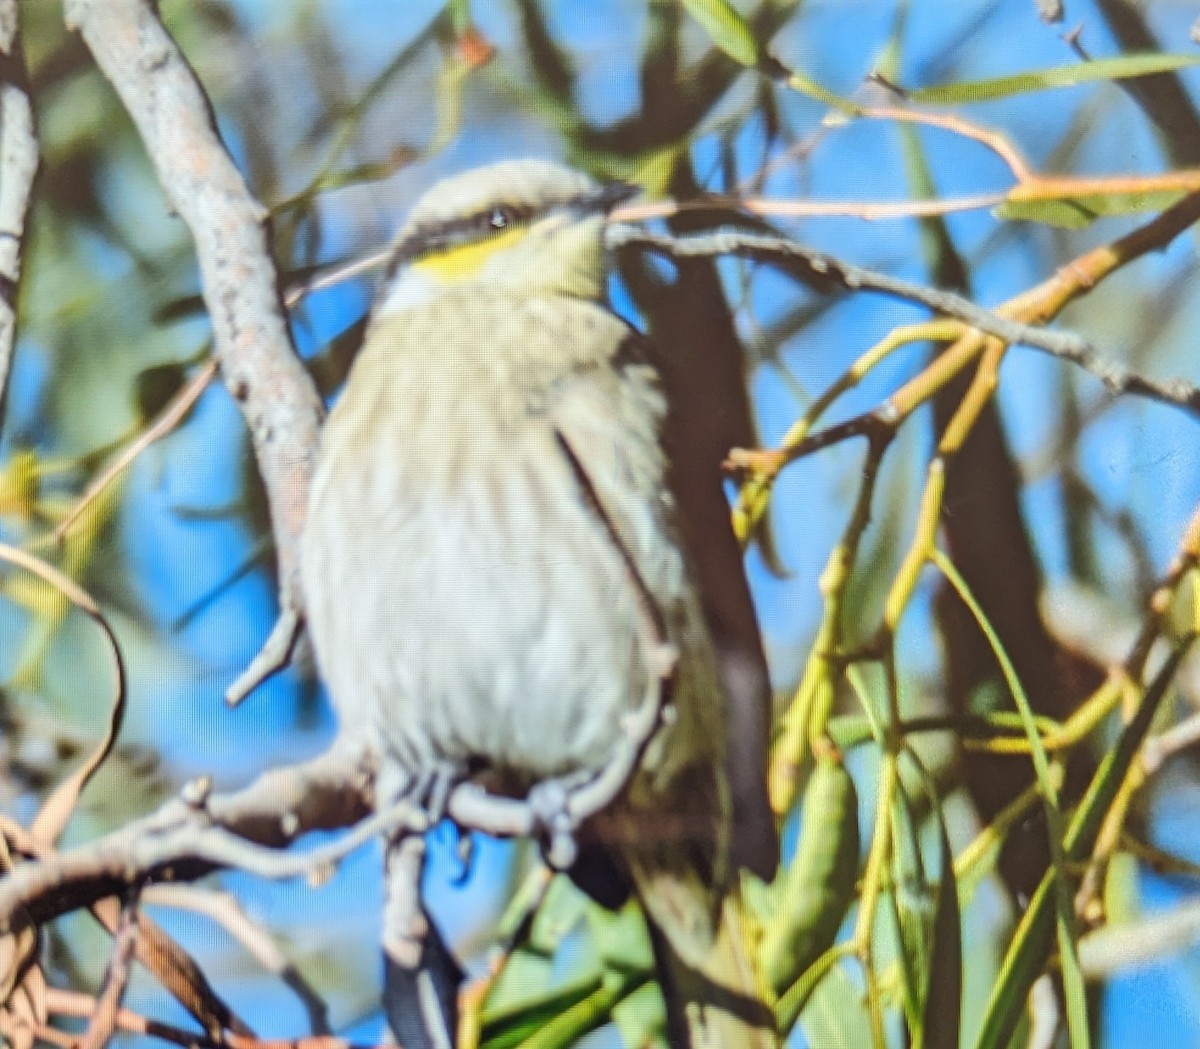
[300,158,779,1048]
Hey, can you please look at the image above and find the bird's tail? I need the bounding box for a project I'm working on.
[631,856,779,1049]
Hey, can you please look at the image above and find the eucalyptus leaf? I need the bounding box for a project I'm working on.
[679,0,760,67]
[909,52,1200,105]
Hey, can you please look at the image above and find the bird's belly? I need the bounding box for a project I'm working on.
[307,456,650,793]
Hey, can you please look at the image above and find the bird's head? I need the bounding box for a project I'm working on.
[373,159,636,316]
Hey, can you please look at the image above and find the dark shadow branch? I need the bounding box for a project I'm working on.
[62,0,325,706]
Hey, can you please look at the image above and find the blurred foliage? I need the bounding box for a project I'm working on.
[3,1,1200,1047]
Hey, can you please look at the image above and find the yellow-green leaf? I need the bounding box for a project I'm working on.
[909,51,1200,105]
[680,0,760,68]
[994,197,1101,229]
[761,750,859,1003]
[997,186,1195,229]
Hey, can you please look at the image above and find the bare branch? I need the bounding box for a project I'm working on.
[0,692,680,940]
[62,0,324,704]
[44,989,372,1049]
[1142,710,1200,775]
[1018,335,1200,417]
[610,226,1200,418]
[0,738,373,929]
[609,225,1092,357]
[143,884,331,1036]
[78,896,139,1049]
[1079,897,1200,976]
[0,0,37,430]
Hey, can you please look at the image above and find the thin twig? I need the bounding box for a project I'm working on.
[611,226,1200,418]
[53,357,220,544]
[283,246,391,306]
[608,226,1091,358]
[1142,709,1200,775]
[0,737,374,929]
[1021,335,1200,416]
[611,191,1006,225]
[78,894,140,1049]
[853,104,1034,182]
[143,884,332,1036]
[44,989,374,1049]
[0,542,126,847]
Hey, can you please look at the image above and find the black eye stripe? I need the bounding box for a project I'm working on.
[405,204,534,256]
[382,186,623,285]
[441,203,534,240]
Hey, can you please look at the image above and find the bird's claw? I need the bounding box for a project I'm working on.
[528,777,582,870]
[406,761,462,826]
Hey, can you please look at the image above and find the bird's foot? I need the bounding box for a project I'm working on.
[528,771,593,871]
[406,760,463,826]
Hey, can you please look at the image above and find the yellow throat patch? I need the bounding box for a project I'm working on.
[411,226,528,281]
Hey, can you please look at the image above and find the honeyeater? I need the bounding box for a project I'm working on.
[300,159,779,1048]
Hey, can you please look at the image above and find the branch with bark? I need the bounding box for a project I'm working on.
[0,0,37,429]
[607,225,1200,419]
[62,0,325,706]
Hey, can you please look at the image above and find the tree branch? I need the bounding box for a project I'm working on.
[610,225,1200,418]
[0,0,38,430]
[0,691,674,937]
[62,0,324,705]
[0,738,373,928]
[609,226,1088,354]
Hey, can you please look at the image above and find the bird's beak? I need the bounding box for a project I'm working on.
[584,180,640,216]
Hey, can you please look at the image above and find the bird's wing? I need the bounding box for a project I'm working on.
[553,316,777,874]
[537,303,780,1048]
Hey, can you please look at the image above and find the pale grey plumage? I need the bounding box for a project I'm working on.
[304,289,722,804]
[300,159,778,1048]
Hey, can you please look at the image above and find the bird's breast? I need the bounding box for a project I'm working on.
[303,395,659,789]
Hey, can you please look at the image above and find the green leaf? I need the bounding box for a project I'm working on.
[512,970,654,1049]
[480,972,604,1049]
[996,188,1189,229]
[611,978,668,1049]
[994,197,1098,229]
[760,751,860,996]
[483,877,593,1022]
[908,52,1200,105]
[679,0,760,67]
[585,898,656,973]
[801,961,874,1049]
[448,0,472,35]
[1103,850,1142,928]
[889,783,930,1037]
[912,760,962,1049]
[973,644,1190,1049]
[936,550,1086,1049]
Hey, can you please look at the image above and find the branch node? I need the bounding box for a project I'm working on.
[226,607,302,707]
[180,776,213,810]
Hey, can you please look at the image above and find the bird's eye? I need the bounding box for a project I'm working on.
[489,206,515,230]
